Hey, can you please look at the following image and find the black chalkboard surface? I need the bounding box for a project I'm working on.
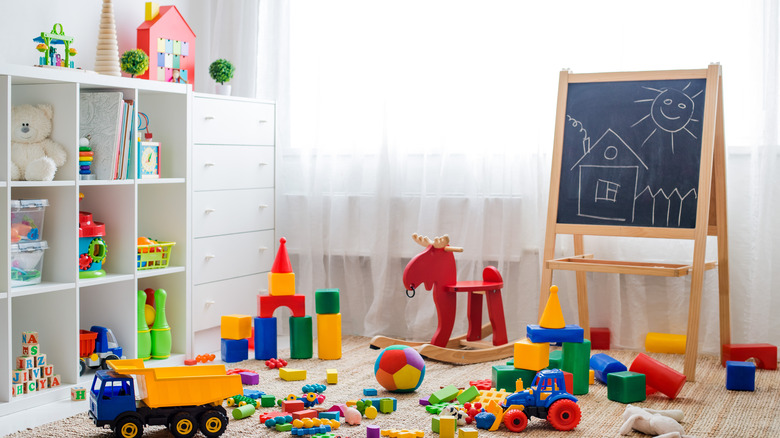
[556,79,707,228]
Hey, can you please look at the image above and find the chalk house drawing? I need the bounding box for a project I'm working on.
[568,128,647,222]
[630,82,703,153]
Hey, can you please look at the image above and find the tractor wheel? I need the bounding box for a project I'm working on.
[114,416,143,438]
[199,409,228,438]
[169,411,198,438]
[503,409,528,432]
[547,399,581,431]
[101,354,120,370]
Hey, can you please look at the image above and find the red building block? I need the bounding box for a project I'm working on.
[258,294,306,318]
[629,353,686,400]
[292,409,318,420]
[721,344,777,370]
[282,399,305,413]
[590,327,611,350]
[562,370,574,394]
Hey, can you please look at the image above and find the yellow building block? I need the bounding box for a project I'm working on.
[145,2,160,21]
[439,416,456,438]
[317,313,342,360]
[645,332,687,354]
[513,338,549,371]
[327,368,338,384]
[268,272,296,296]
[458,427,478,438]
[589,369,595,385]
[539,285,565,328]
[221,314,252,340]
[279,367,307,381]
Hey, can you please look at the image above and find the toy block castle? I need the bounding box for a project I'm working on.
[11,331,61,397]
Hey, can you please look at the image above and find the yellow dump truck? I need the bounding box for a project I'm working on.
[88,359,242,438]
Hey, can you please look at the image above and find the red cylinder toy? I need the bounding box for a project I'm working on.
[629,352,686,399]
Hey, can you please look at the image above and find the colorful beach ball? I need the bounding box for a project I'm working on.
[374,345,426,392]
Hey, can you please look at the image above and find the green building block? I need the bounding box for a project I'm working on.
[425,402,458,414]
[428,385,460,404]
[562,339,590,395]
[276,423,293,432]
[379,398,394,414]
[549,349,563,369]
[506,358,514,366]
[431,416,440,433]
[607,371,646,404]
[315,289,340,314]
[492,365,536,392]
[289,316,313,359]
[456,385,480,404]
[260,394,276,407]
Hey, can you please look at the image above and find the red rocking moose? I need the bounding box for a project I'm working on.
[371,233,513,364]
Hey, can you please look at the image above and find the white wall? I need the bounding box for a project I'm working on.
[0,0,213,92]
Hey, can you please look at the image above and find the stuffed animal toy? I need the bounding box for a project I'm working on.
[619,404,694,438]
[11,104,67,181]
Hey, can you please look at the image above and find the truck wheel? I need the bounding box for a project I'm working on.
[79,358,86,376]
[114,416,143,438]
[169,412,198,438]
[200,409,228,437]
[503,409,528,432]
[101,354,121,370]
[547,399,581,431]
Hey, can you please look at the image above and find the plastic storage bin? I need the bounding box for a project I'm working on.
[11,240,48,287]
[11,199,48,242]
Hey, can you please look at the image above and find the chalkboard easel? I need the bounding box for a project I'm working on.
[540,64,729,382]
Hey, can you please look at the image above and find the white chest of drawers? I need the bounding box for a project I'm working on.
[191,93,275,351]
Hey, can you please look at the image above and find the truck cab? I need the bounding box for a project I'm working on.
[89,370,137,428]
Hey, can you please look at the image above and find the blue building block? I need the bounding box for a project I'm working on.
[527,324,584,344]
[221,338,248,363]
[244,389,264,399]
[590,353,627,384]
[362,397,397,412]
[318,411,340,420]
[726,361,756,391]
[254,316,277,360]
[363,388,378,396]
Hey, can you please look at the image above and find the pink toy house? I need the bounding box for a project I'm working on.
[137,3,196,87]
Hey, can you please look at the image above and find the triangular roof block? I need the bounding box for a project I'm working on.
[271,237,293,273]
[539,285,566,329]
[137,5,196,37]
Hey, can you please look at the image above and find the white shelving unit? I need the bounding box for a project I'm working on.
[0,64,191,419]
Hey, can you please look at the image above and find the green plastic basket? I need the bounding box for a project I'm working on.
[137,241,175,270]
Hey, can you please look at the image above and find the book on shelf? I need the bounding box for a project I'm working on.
[80,92,124,180]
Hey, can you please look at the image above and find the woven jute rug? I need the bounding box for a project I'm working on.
[8,336,779,437]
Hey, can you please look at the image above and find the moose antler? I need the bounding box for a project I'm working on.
[411,233,463,252]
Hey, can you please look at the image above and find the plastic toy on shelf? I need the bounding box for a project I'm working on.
[78,194,108,279]
[79,326,123,376]
[370,233,512,364]
[137,237,175,270]
[33,23,77,68]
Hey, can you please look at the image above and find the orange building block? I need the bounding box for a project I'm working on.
[268,272,296,296]
[513,338,549,371]
[221,314,252,340]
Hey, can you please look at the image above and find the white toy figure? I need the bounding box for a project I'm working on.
[619,404,694,438]
[11,104,67,181]
[440,405,468,426]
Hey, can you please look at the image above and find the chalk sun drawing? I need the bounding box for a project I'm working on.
[630,82,703,153]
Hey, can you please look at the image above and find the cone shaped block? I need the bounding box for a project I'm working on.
[539,285,565,329]
[271,237,293,273]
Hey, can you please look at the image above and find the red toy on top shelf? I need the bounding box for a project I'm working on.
[371,233,513,364]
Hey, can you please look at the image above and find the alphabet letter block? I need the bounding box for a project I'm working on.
[16,356,34,369]
[49,374,61,387]
[35,354,47,367]
[22,331,38,344]
[71,386,86,400]
[22,343,39,357]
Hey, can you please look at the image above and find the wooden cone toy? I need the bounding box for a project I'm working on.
[271,237,292,273]
[539,285,565,329]
[94,0,121,76]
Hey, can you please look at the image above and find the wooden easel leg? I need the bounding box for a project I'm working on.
[540,237,557,323]
[713,76,731,361]
[573,235,590,340]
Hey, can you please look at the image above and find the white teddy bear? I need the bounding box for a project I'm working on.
[11,104,67,181]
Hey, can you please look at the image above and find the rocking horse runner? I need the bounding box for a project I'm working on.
[370,233,515,364]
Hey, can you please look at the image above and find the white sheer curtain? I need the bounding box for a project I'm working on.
[260,1,779,353]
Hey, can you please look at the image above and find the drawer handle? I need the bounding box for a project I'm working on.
[259,246,268,251]
[205,208,216,214]
[258,204,268,209]
[204,116,215,120]
[205,300,215,306]
[205,254,216,260]
[204,162,216,167]
[259,119,268,124]
[259,162,268,166]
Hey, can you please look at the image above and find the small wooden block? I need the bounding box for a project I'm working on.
[28,367,41,380]
[16,356,34,370]
[37,378,48,390]
[22,343,40,357]
[12,370,28,384]
[326,368,338,384]
[49,374,61,387]
[25,380,37,393]
[439,416,457,438]
[458,427,479,438]
[22,331,38,344]
[12,383,24,397]
[34,354,47,367]
[71,387,86,400]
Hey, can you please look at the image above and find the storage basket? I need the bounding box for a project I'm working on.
[136,241,175,270]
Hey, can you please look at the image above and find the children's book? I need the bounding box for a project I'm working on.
[79,92,124,180]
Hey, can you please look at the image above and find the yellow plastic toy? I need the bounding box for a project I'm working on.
[539,285,565,329]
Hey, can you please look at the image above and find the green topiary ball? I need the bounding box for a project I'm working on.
[209,59,235,85]
[120,49,149,77]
